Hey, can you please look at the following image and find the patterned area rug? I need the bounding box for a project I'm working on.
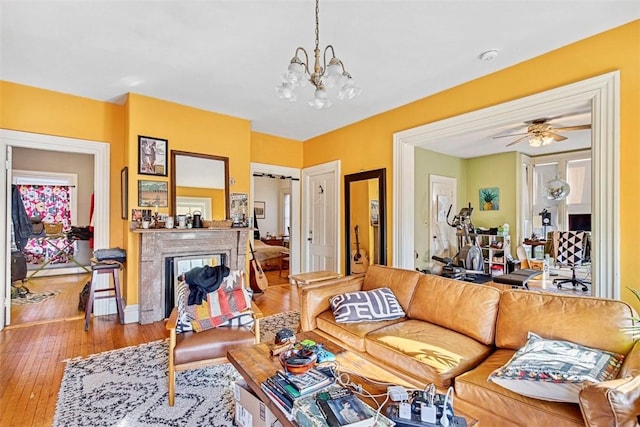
[10,288,61,304]
[53,310,300,427]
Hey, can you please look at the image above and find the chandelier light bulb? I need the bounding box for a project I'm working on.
[275,83,296,101]
[529,135,544,147]
[308,88,332,109]
[276,0,359,108]
[338,78,361,100]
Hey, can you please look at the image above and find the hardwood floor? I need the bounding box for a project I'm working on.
[0,268,297,426]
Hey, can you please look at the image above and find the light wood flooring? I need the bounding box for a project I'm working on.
[0,268,297,427]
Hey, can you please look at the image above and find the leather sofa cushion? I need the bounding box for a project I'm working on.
[496,290,636,355]
[365,319,494,388]
[361,265,421,312]
[174,326,255,365]
[579,375,640,427]
[316,310,405,352]
[407,275,501,345]
[455,349,584,427]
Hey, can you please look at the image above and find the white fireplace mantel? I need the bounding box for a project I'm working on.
[134,227,250,324]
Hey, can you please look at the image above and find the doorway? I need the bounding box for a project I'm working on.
[427,175,457,272]
[1,129,110,329]
[250,163,301,278]
[301,160,341,273]
[392,72,619,299]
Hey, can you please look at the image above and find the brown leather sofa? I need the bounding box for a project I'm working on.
[299,265,640,426]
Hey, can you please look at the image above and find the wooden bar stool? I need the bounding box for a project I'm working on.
[84,260,125,331]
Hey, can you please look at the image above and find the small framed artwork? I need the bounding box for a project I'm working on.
[370,200,379,226]
[120,167,128,219]
[138,135,168,176]
[138,180,168,207]
[254,201,266,219]
[479,187,500,211]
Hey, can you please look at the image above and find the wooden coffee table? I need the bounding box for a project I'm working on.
[227,330,478,426]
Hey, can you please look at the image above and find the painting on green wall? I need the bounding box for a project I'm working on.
[479,187,499,211]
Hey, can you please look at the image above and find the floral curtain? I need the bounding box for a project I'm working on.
[18,185,72,231]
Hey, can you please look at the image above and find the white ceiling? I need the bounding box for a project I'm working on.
[1,0,639,148]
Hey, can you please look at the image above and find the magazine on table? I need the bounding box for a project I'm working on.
[316,388,374,427]
[277,367,333,395]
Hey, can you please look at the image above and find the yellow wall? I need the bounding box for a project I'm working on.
[0,81,127,248]
[302,20,640,307]
[251,131,303,168]
[124,93,252,304]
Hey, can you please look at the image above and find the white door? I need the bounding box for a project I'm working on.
[429,175,457,270]
[301,161,340,273]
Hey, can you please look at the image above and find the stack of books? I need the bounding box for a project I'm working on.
[261,367,334,417]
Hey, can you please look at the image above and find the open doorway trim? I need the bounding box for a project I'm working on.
[1,129,110,328]
[250,162,301,277]
[393,71,619,299]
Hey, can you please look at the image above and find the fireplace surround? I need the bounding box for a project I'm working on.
[134,228,250,324]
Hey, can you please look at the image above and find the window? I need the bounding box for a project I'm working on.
[527,151,591,236]
[281,192,291,235]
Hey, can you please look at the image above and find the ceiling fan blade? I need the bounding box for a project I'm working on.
[545,132,568,142]
[552,124,591,132]
[505,135,530,147]
[493,132,530,139]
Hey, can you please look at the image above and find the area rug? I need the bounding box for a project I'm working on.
[53,310,300,427]
[10,288,61,304]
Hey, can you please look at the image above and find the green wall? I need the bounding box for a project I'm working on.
[414,147,467,270]
[415,149,519,268]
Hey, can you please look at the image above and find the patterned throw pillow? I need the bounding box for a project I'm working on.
[330,287,405,323]
[488,332,625,403]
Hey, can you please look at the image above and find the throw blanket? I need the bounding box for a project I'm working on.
[184,265,230,305]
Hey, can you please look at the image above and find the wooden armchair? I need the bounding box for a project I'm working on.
[166,300,262,406]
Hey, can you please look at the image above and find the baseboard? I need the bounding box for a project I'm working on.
[124,304,139,324]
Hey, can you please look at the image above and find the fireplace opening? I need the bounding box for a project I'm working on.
[164,253,227,318]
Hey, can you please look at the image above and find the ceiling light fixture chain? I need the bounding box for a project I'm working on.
[275,0,361,109]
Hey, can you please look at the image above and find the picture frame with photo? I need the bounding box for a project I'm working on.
[138,180,168,207]
[138,135,168,176]
[254,201,266,219]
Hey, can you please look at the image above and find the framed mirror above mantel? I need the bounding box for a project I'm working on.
[170,150,230,220]
[345,168,387,275]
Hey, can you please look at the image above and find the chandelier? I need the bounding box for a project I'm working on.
[275,0,361,109]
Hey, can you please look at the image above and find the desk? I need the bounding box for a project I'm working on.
[523,239,546,259]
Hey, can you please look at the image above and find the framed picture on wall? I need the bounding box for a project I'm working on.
[138,135,168,176]
[370,200,379,225]
[138,180,168,207]
[120,167,128,219]
[254,201,265,219]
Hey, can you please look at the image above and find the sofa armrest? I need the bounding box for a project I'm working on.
[620,340,640,377]
[299,275,364,331]
[579,375,640,427]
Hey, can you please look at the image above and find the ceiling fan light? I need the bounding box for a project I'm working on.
[529,136,544,147]
[542,135,554,145]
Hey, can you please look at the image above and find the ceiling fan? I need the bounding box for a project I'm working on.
[494,118,591,147]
